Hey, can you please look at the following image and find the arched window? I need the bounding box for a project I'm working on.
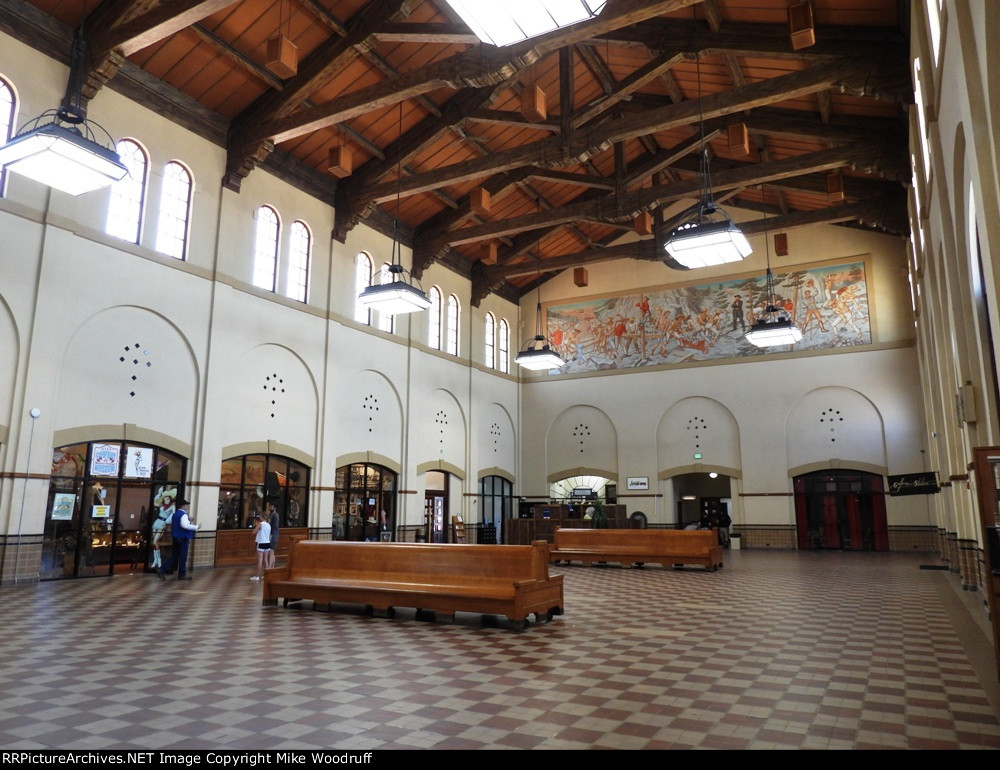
[428,286,442,349]
[446,294,460,356]
[105,138,148,244]
[252,205,280,292]
[377,263,395,333]
[155,161,193,260]
[0,76,15,196]
[498,318,510,374]
[287,220,310,302]
[484,313,496,369]
[355,252,372,324]
[218,454,309,532]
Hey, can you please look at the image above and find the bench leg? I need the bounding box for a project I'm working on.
[508,617,528,631]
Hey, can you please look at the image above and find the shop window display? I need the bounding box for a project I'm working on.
[334,463,396,541]
[217,454,309,533]
[42,442,186,580]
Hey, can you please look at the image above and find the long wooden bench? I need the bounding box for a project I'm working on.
[550,526,724,571]
[262,539,564,630]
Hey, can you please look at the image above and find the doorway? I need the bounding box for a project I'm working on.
[793,470,888,551]
[424,470,449,543]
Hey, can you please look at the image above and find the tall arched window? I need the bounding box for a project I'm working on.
[377,263,395,333]
[0,76,15,196]
[446,294,460,356]
[287,220,310,302]
[484,313,496,369]
[498,318,510,374]
[355,252,372,324]
[428,286,442,349]
[105,138,148,244]
[252,205,280,292]
[155,161,193,260]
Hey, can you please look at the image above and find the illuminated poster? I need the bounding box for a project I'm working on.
[124,445,153,478]
[51,493,76,521]
[90,444,121,477]
[543,259,871,375]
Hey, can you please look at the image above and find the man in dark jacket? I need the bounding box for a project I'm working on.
[158,497,199,581]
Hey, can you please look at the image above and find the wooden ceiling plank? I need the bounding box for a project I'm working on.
[89,0,239,60]
[251,45,536,145]
[296,0,347,34]
[188,22,283,91]
[238,0,413,128]
[571,52,684,128]
[413,168,534,238]
[574,43,615,95]
[360,56,868,204]
[622,129,718,189]
[527,169,617,190]
[744,108,904,144]
[374,22,479,44]
[464,110,560,132]
[421,142,871,253]
[224,0,414,190]
[332,84,503,239]
[600,19,907,62]
[486,198,892,283]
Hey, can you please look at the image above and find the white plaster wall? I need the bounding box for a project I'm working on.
[657,396,741,475]
[521,346,926,528]
[476,400,517,477]
[785,387,886,471]
[545,405,618,480]
[334,369,404,463]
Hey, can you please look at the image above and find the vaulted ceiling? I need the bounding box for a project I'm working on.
[3,0,912,304]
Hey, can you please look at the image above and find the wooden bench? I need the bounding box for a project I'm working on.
[262,539,564,630]
[550,526,724,571]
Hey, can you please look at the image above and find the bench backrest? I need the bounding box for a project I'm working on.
[286,539,552,582]
[553,526,718,552]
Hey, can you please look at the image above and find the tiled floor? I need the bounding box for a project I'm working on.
[2,549,999,750]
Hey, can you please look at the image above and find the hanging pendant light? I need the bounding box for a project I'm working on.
[0,25,128,195]
[662,21,750,269]
[745,191,802,347]
[515,232,565,371]
[357,101,429,315]
[357,220,433,314]
[515,299,566,370]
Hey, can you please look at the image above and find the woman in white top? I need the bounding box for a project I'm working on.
[250,511,271,582]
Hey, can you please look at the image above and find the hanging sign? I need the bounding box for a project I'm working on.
[887,472,940,496]
[90,444,121,477]
[124,445,153,478]
[51,493,76,521]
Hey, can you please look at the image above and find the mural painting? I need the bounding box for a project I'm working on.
[544,260,871,374]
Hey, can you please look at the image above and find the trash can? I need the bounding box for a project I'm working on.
[730,533,741,551]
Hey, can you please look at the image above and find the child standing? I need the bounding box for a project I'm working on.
[250,510,271,582]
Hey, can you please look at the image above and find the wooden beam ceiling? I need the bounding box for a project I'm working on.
[3,0,912,303]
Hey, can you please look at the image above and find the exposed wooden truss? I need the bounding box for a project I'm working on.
[2,0,912,303]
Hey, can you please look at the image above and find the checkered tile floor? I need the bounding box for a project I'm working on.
[2,550,999,750]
